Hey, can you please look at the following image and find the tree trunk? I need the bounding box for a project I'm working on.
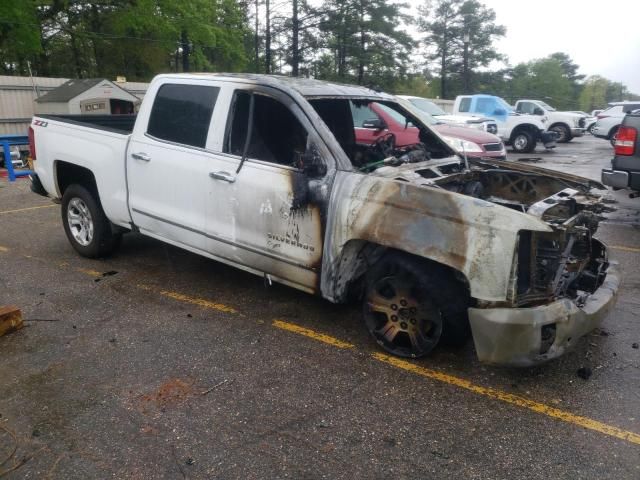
[292,0,299,76]
[70,33,82,78]
[181,30,190,72]
[254,0,259,71]
[357,1,365,85]
[440,28,447,99]
[265,0,271,73]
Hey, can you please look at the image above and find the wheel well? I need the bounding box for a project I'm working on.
[608,125,620,139]
[549,122,569,131]
[509,124,538,142]
[55,161,97,198]
[332,241,471,303]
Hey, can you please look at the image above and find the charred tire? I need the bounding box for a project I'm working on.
[363,253,470,358]
[61,184,121,258]
[550,124,571,143]
[510,130,536,153]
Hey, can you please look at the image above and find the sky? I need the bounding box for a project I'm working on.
[479,0,640,92]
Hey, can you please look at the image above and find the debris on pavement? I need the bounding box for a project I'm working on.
[632,343,639,349]
[0,306,23,337]
[576,367,593,380]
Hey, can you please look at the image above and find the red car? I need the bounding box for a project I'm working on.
[353,101,506,159]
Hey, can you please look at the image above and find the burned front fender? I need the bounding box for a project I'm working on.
[321,171,552,303]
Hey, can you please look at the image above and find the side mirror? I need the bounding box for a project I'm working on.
[493,108,507,116]
[533,107,544,115]
[301,143,327,178]
[362,118,386,130]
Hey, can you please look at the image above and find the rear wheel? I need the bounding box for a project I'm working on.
[511,130,536,153]
[61,184,121,258]
[363,253,470,358]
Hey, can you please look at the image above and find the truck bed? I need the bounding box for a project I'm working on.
[37,114,136,134]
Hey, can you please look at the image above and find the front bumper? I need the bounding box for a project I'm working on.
[570,127,585,137]
[468,262,619,367]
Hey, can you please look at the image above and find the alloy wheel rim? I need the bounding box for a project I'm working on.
[365,275,442,357]
[67,198,94,246]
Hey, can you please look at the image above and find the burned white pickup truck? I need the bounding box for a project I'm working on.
[29,74,618,366]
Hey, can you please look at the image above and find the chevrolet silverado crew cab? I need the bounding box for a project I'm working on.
[454,94,557,153]
[29,74,618,366]
[514,99,586,143]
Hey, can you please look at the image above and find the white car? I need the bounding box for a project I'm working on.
[398,95,498,135]
[592,102,640,145]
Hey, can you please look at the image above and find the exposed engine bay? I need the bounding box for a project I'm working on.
[371,156,613,308]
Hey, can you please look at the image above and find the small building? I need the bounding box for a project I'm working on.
[34,78,140,115]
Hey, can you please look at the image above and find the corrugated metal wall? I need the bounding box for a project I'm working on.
[0,76,149,135]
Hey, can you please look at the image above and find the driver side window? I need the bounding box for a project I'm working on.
[517,102,535,114]
[224,91,309,168]
[351,103,381,127]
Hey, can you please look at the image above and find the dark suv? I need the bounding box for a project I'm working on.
[602,110,640,195]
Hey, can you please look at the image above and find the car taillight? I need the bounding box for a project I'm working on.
[614,126,637,156]
[28,126,36,160]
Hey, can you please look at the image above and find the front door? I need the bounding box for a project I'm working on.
[205,88,329,292]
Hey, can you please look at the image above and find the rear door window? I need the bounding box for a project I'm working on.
[147,83,219,148]
[458,97,471,112]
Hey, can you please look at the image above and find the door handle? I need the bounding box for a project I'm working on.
[209,171,236,183]
[131,152,151,162]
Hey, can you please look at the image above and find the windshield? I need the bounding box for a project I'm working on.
[495,97,515,113]
[408,98,447,116]
[538,101,556,111]
[306,97,453,171]
[380,102,439,126]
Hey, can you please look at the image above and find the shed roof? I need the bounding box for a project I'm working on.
[35,78,138,103]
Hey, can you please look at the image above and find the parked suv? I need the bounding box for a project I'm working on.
[593,102,640,146]
[602,109,640,195]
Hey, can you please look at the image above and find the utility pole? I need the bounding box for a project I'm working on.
[292,0,299,76]
[463,31,470,94]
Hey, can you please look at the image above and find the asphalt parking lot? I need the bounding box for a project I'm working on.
[1,135,639,479]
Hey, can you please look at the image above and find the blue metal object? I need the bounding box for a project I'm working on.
[1,134,33,182]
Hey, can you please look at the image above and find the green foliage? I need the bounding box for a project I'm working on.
[418,0,505,98]
[314,0,414,87]
[0,0,42,73]
[0,0,248,80]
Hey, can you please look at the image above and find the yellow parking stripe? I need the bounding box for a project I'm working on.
[273,319,640,446]
[372,352,640,446]
[157,289,238,314]
[610,245,640,254]
[77,268,102,277]
[0,245,8,252]
[0,204,56,215]
[273,319,355,349]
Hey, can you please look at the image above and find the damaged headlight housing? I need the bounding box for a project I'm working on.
[441,136,484,153]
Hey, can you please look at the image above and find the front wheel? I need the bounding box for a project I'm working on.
[363,253,470,358]
[511,130,536,153]
[61,184,121,258]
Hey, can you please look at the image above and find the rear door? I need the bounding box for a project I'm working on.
[127,80,221,251]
